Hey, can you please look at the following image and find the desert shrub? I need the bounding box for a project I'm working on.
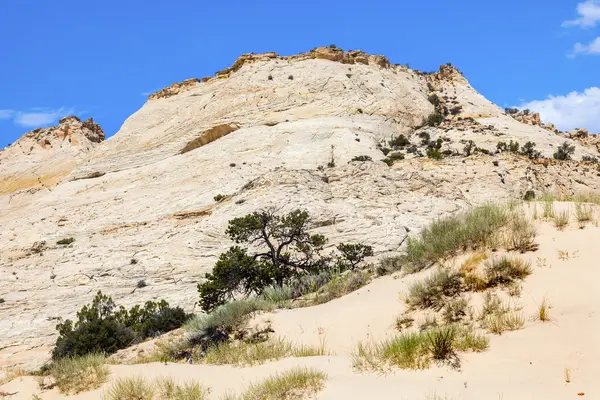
[425,112,444,127]
[426,147,443,160]
[49,353,109,394]
[197,209,372,312]
[240,367,327,400]
[382,152,405,166]
[496,140,520,153]
[155,378,209,400]
[199,338,326,366]
[406,267,463,310]
[377,255,404,275]
[505,107,519,114]
[213,194,226,202]
[463,140,475,156]
[453,325,489,352]
[136,279,147,289]
[535,297,551,322]
[442,297,469,324]
[426,326,457,361]
[0,298,4,304]
[553,141,575,161]
[418,131,431,145]
[484,256,532,287]
[259,285,294,307]
[312,270,371,305]
[405,203,508,268]
[553,210,569,229]
[104,377,155,400]
[186,298,272,345]
[482,310,525,334]
[520,141,541,159]
[581,155,599,163]
[350,155,372,162]
[335,243,374,270]
[389,134,410,148]
[504,212,537,252]
[427,94,440,107]
[575,203,593,224]
[376,331,430,369]
[52,292,189,359]
[57,237,75,245]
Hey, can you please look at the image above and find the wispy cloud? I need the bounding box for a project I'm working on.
[563,0,600,28]
[0,109,14,119]
[518,87,600,133]
[0,107,77,128]
[570,36,600,56]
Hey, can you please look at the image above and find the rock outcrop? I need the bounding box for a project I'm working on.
[1,48,599,370]
[0,117,104,195]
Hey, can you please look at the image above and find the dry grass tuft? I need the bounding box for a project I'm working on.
[535,297,551,322]
[553,210,570,229]
[238,367,327,400]
[49,353,109,394]
[103,376,154,400]
[460,252,488,291]
[155,377,209,399]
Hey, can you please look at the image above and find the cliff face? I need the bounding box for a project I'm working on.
[1,47,599,369]
[0,116,104,195]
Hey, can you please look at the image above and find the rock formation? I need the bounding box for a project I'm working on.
[1,47,599,370]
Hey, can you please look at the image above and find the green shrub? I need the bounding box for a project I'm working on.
[241,367,327,400]
[49,353,109,394]
[405,203,508,268]
[382,152,405,166]
[553,210,569,229]
[520,141,541,159]
[553,141,575,161]
[389,135,410,148]
[427,94,440,107]
[425,112,444,127]
[52,292,189,359]
[418,131,431,145]
[213,194,226,202]
[484,256,532,287]
[104,377,155,400]
[350,155,372,162]
[442,297,469,324]
[155,378,209,400]
[426,148,443,160]
[426,326,456,361]
[57,237,75,245]
[406,268,463,310]
[581,155,599,163]
[377,331,430,369]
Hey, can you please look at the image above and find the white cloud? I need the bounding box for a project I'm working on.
[570,36,600,56]
[518,87,600,133]
[563,0,600,28]
[0,109,14,119]
[13,107,75,128]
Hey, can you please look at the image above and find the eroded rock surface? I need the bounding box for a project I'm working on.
[1,48,599,370]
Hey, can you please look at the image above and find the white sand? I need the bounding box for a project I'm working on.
[3,202,599,399]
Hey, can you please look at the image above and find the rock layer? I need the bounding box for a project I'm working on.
[1,48,599,369]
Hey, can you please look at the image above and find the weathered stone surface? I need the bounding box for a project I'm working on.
[1,49,599,370]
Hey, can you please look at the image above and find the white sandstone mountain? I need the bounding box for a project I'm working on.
[1,46,598,369]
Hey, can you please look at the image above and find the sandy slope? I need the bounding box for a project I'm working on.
[3,202,599,399]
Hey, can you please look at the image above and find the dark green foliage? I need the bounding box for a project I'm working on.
[449,106,461,115]
[520,141,541,159]
[582,155,599,163]
[418,132,431,145]
[335,243,373,270]
[214,194,226,202]
[504,107,519,114]
[553,141,575,161]
[427,94,440,107]
[382,152,405,166]
[496,140,520,153]
[57,237,75,245]
[52,292,189,360]
[351,155,372,162]
[198,209,371,312]
[426,326,457,361]
[288,75,294,80]
[425,112,444,127]
[0,298,4,303]
[426,148,443,160]
[464,141,475,156]
[389,135,410,148]
[136,280,147,288]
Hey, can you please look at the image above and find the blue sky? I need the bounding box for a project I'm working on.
[1,0,599,146]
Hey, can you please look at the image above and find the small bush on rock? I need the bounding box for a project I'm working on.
[553,141,575,161]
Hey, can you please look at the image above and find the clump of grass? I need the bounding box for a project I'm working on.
[482,309,525,335]
[406,267,463,310]
[442,296,470,324]
[353,325,488,371]
[575,203,593,227]
[49,353,109,394]
[57,237,75,245]
[199,338,327,366]
[543,201,556,219]
[103,376,154,400]
[484,256,532,287]
[240,367,327,400]
[311,270,371,305]
[395,315,415,331]
[504,212,537,252]
[459,252,488,291]
[155,377,209,400]
[259,285,294,308]
[425,326,457,361]
[186,298,273,339]
[535,297,551,322]
[553,210,570,229]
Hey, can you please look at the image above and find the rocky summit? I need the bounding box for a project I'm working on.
[1,46,598,369]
